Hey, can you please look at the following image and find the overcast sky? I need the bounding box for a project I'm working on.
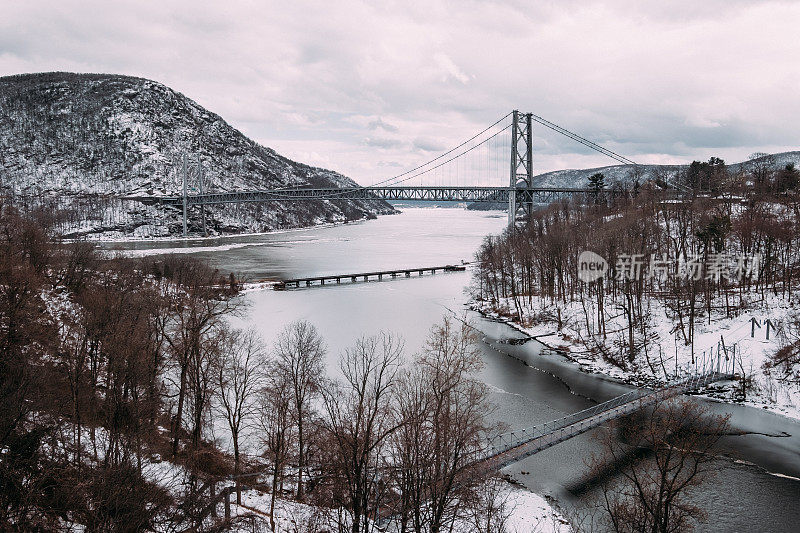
[2,0,799,184]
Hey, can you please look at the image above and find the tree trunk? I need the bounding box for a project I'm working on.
[296,414,304,500]
[270,465,279,531]
[172,362,188,456]
[234,437,241,504]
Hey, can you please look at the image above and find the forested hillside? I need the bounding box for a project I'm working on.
[467,151,800,211]
[473,159,800,416]
[533,151,800,190]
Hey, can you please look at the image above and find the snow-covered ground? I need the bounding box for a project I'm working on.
[491,487,571,533]
[226,482,570,533]
[476,291,800,423]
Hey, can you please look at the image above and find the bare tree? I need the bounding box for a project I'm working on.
[274,320,326,500]
[57,306,91,467]
[463,476,514,533]
[0,204,55,451]
[409,317,495,533]
[259,362,294,532]
[187,322,223,451]
[590,398,730,533]
[162,257,238,456]
[320,332,403,533]
[390,362,430,532]
[216,327,265,504]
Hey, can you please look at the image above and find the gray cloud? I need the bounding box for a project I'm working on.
[363,136,403,149]
[413,137,447,152]
[368,118,399,132]
[2,1,799,184]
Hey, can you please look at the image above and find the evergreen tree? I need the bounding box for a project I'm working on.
[589,172,605,203]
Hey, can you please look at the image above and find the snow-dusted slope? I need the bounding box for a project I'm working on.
[0,72,395,238]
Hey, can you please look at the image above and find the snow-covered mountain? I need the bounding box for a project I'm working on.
[0,72,395,238]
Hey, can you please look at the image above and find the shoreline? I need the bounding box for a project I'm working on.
[469,300,800,425]
[63,205,481,245]
[65,212,393,245]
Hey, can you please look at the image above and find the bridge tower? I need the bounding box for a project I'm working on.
[508,110,534,227]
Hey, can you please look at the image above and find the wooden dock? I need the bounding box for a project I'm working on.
[274,264,467,290]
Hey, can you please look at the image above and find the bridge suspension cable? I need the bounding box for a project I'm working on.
[260,113,513,200]
[375,111,512,188]
[262,110,634,195]
[252,112,513,200]
[378,123,511,188]
[529,113,637,166]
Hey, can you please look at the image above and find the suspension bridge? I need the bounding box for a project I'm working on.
[124,110,641,234]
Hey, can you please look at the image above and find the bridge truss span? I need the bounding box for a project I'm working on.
[126,185,593,207]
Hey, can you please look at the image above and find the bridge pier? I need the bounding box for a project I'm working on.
[509,110,534,227]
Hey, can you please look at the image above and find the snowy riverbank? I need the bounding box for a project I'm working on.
[472,292,800,424]
[78,214,384,247]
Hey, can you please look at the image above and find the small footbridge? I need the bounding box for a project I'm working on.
[477,346,738,471]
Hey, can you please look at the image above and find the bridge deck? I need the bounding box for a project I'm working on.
[123,186,595,206]
[479,371,734,471]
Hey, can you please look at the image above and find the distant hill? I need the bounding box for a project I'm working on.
[468,151,800,210]
[0,72,395,238]
[532,151,800,189]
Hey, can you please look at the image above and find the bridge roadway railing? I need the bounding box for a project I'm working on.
[122,186,596,206]
[480,370,735,471]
